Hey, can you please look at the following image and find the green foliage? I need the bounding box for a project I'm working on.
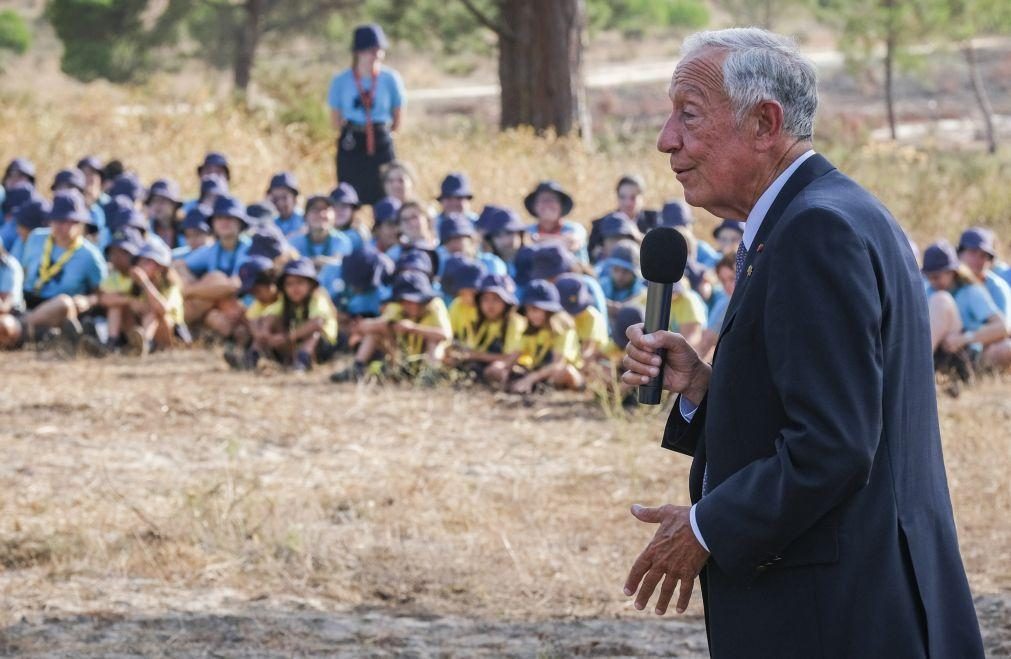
[815,0,932,72]
[0,10,32,55]
[713,0,813,29]
[588,0,709,32]
[940,0,1011,41]
[365,0,493,56]
[45,0,152,82]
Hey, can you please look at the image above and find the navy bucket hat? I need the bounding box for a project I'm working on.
[48,190,92,224]
[555,273,593,316]
[438,172,473,200]
[200,176,229,199]
[108,205,150,234]
[245,201,277,225]
[15,199,51,232]
[613,304,646,349]
[181,208,212,234]
[352,23,389,52]
[598,213,641,241]
[713,219,745,240]
[51,168,86,193]
[330,182,361,208]
[439,213,476,244]
[248,224,289,260]
[373,197,402,225]
[146,178,182,206]
[211,194,249,228]
[392,270,437,304]
[660,200,693,228]
[342,246,394,291]
[267,171,300,197]
[477,205,526,236]
[238,255,277,295]
[4,158,36,184]
[478,273,519,306]
[957,227,996,259]
[922,241,960,274]
[197,151,231,180]
[138,241,173,268]
[441,256,486,297]
[524,181,574,218]
[76,155,103,174]
[530,243,575,281]
[608,240,642,278]
[522,279,563,313]
[2,182,37,216]
[280,257,319,286]
[105,231,143,259]
[395,248,436,279]
[109,173,145,202]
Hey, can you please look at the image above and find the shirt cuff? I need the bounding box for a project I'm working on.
[689,503,710,552]
[679,395,699,422]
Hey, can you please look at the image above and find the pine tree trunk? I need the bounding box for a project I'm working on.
[883,2,898,141]
[963,41,998,154]
[233,0,265,91]
[498,0,589,138]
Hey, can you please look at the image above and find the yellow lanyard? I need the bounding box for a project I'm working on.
[529,329,554,368]
[35,234,84,293]
[472,319,502,352]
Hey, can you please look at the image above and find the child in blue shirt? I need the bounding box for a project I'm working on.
[267,172,305,238]
[524,181,589,263]
[290,195,353,267]
[330,182,370,252]
[434,172,479,235]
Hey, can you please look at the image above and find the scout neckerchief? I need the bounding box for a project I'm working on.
[471,318,504,353]
[34,233,84,293]
[353,62,380,155]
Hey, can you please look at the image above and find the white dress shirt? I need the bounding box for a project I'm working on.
[684,150,817,552]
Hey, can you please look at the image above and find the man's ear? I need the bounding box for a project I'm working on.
[753,100,785,151]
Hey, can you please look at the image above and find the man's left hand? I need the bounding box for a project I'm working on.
[623,504,710,615]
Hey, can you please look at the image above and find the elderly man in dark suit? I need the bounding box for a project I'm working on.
[620,28,984,658]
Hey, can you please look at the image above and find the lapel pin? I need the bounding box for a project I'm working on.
[747,265,753,277]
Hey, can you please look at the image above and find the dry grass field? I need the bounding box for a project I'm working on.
[0,350,1008,656]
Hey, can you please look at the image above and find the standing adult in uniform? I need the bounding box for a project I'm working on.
[328,24,406,207]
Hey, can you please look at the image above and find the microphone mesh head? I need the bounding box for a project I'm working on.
[640,227,689,284]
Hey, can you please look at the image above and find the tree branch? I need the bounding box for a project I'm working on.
[459,0,514,41]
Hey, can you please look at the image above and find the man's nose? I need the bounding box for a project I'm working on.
[656,115,681,154]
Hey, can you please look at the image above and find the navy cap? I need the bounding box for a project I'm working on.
[713,219,745,240]
[478,273,518,306]
[659,200,693,228]
[439,213,476,244]
[598,212,641,241]
[137,241,173,267]
[395,248,436,278]
[211,194,249,228]
[197,151,231,179]
[522,279,563,313]
[612,304,645,349]
[342,245,395,291]
[49,190,92,224]
[524,180,574,218]
[1,182,37,215]
[922,240,960,274]
[441,256,486,297]
[305,195,335,213]
[392,269,437,304]
[146,178,182,205]
[280,257,319,285]
[4,157,36,184]
[181,207,211,234]
[200,176,229,198]
[109,173,145,202]
[555,273,593,315]
[14,199,51,231]
[957,227,996,258]
[238,255,276,295]
[245,201,277,225]
[352,23,389,52]
[101,195,133,227]
[329,182,361,208]
[373,196,401,225]
[608,239,641,277]
[438,172,473,200]
[51,168,86,193]
[109,205,150,234]
[247,223,288,260]
[267,171,300,197]
[477,205,526,237]
[105,231,143,259]
[76,155,103,173]
[530,243,575,281]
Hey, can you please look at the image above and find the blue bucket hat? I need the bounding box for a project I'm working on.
[957,227,996,258]
[395,248,436,279]
[513,245,537,288]
[14,199,51,232]
[612,304,646,350]
[659,200,693,228]
[197,151,231,180]
[373,197,401,225]
[441,256,486,297]
[478,273,518,306]
[146,178,182,206]
[524,180,574,218]
[238,255,277,295]
[608,240,642,278]
[305,194,335,213]
[922,240,959,274]
[713,219,745,240]
[438,172,473,200]
[530,243,575,281]
[200,176,229,199]
[137,241,173,268]
[51,168,86,193]
[598,213,641,241]
[48,190,92,224]
[522,279,563,313]
[555,273,593,315]
[439,213,476,245]
[248,224,289,260]
[280,257,319,286]
[329,182,361,208]
[211,194,249,228]
[267,171,300,197]
[245,201,277,225]
[105,231,143,259]
[181,207,211,234]
[76,155,103,174]
[392,269,437,304]
[108,205,150,234]
[109,173,145,202]
[4,157,36,184]
[342,246,394,291]
[2,182,37,215]
[352,23,389,52]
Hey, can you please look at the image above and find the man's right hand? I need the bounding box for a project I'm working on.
[621,323,711,406]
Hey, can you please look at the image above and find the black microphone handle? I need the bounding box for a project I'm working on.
[638,280,673,405]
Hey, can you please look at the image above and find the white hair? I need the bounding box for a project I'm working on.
[681,28,818,140]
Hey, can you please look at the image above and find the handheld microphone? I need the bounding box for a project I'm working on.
[637,227,689,405]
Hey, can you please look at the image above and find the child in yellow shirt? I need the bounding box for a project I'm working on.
[447,273,526,381]
[556,273,609,369]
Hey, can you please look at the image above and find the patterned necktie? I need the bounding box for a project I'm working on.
[735,240,747,282]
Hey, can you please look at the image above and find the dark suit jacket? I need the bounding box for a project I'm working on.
[663,155,984,658]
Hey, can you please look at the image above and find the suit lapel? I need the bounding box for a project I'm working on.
[717,154,837,342]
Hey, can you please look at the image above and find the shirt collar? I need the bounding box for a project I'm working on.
[742,150,816,250]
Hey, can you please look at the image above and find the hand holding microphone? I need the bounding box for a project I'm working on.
[622,228,710,406]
